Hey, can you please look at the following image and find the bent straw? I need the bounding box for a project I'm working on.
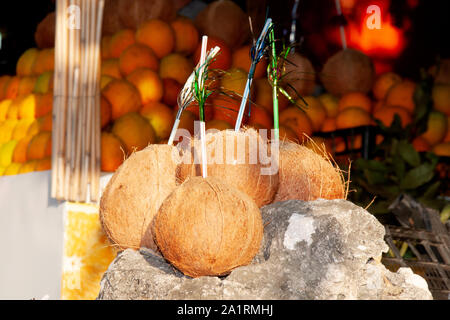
[269,26,280,142]
[334,0,347,49]
[234,18,272,132]
[198,36,208,178]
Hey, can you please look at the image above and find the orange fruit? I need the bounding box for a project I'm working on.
[26,131,52,161]
[32,48,54,74]
[372,72,402,101]
[0,75,12,100]
[101,132,125,172]
[232,45,267,79]
[101,59,122,79]
[101,35,112,60]
[119,43,159,76]
[385,80,417,114]
[4,76,20,99]
[35,92,53,117]
[12,119,34,140]
[177,109,196,135]
[109,29,136,59]
[100,75,114,90]
[39,113,53,132]
[432,142,450,157]
[19,160,38,174]
[171,17,199,55]
[205,119,233,131]
[335,107,372,129]
[220,67,248,97]
[162,78,182,107]
[279,107,314,142]
[16,48,39,76]
[18,94,38,119]
[0,99,12,121]
[126,68,163,104]
[100,96,112,129]
[248,105,273,129]
[35,157,52,171]
[27,119,40,136]
[135,19,175,59]
[322,117,337,132]
[432,84,450,116]
[373,105,412,128]
[301,96,327,132]
[0,140,18,167]
[193,37,232,70]
[33,71,54,94]
[112,112,156,154]
[212,95,244,126]
[421,111,447,146]
[102,79,142,120]
[7,97,21,120]
[373,100,384,114]
[159,53,194,85]
[278,125,299,143]
[338,92,372,113]
[140,101,175,141]
[3,163,22,176]
[412,136,431,152]
[318,93,339,118]
[17,76,37,96]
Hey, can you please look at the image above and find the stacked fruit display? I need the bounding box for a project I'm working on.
[0,48,54,176]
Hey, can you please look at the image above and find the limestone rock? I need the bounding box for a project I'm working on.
[97,200,433,300]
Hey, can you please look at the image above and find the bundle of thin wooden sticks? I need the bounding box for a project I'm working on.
[52,0,105,203]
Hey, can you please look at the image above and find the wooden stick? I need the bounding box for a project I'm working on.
[90,0,105,203]
[51,0,63,199]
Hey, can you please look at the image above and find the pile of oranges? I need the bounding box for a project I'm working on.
[1,15,449,177]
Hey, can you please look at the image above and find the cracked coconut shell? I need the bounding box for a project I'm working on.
[273,141,345,202]
[178,128,279,207]
[100,144,181,251]
[153,176,263,278]
[320,49,375,96]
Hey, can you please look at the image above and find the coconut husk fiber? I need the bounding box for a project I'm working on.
[153,176,263,278]
[100,144,181,252]
[273,141,346,202]
[320,49,375,96]
[178,128,279,207]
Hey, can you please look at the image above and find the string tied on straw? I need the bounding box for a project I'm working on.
[234,18,273,132]
[167,44,220,146]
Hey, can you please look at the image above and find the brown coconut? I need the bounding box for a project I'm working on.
[34,12,55,49]
[320,49,375,97]
[117,0,177,29]
[100,144,181,251]
[282,53,316,97]
[102,0,124,35]
[153,176,263,278]
[173,0,192,10]
[273,141,345,202]
[195,0,250,49]
[179,128,279,207]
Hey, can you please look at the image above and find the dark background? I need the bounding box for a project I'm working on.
[0,0,449,78]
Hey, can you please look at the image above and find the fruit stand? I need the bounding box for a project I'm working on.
[0,0,449,300]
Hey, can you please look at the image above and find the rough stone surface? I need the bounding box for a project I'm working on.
[97,200,433,300]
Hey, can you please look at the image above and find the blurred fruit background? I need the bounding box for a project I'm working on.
[0,0,449,299]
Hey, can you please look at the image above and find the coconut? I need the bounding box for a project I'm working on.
[34,12,55,49]
[153,176,263,278]
[99,144,181,251]
[102,0,124,35]
[178,128,279,207]
[117,0,176,29]
[194,0,250,49]
[320,49,375,97]
[282,53,316,97]
[273,141,345,202]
